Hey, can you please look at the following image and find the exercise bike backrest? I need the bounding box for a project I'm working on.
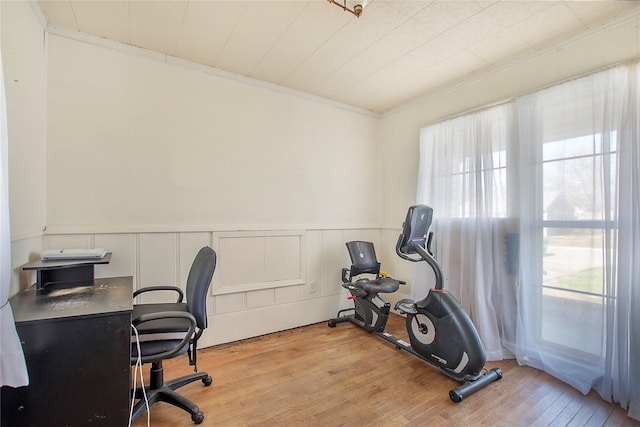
[395,204,445,290]
[342,241,381,283]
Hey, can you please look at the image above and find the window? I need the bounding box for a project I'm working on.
[418,103,513,220]
[418,62,640,416]
[540,132,617,356]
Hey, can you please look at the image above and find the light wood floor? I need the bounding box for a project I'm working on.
[131,314,639,427]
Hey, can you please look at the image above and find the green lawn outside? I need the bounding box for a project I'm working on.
[546,266,603,295]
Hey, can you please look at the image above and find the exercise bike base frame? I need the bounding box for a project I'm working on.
[328,307,386,333]
[449,367,503,402]
[373,329,483,383]
[328,315,503,402]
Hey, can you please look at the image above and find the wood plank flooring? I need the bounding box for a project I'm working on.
[131,314,639,427]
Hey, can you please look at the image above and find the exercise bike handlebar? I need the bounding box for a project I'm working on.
[395,235,445,291]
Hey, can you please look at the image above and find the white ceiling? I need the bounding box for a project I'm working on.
[37,1,640,113]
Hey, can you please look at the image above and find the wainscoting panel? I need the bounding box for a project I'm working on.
[177,232,212,286]
[94,233,135,280]
[246,288,275,309]
[213,292,244,315]
[213,231,305,295]
[39,227,401,347]
[137,233,178,303]
[320,229,349,299]
[274,285,302,304]
[305,230,322,297]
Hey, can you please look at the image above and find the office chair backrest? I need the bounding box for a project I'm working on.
[345,241,381,278]
[185,246,217,330]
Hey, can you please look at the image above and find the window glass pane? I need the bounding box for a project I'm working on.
[494,167,507,217]
[451,173,463,217]
[495,149,506,168]
[543,227,603,294]
[544,156,596,220]
[541,288,603,356]
[543,154,616,221]
[543,134,596,161]
[451,151,507,218]
[542,227,604,356]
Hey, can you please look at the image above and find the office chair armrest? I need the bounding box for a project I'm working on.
[133,286,184,302]
[131,311,196,363]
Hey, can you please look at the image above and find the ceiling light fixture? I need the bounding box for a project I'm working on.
[327,0,367,18]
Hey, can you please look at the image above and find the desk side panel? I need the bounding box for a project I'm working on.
[1,312,131,426]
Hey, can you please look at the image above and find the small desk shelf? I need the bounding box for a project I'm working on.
[22,253,112,289]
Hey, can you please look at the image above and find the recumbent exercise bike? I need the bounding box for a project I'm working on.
[328,205,502,402]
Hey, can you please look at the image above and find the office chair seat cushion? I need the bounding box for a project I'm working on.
[132,302,193,339]
[131,303,193,360]
[355,277,401,294]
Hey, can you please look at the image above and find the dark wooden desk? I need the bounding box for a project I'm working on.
[1,276,133,426]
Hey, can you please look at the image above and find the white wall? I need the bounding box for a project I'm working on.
[46,34,382,231]
[1,1,47,295]
[43,32,389,345]
[378,13,640,300]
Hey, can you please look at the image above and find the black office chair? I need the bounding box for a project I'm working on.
[130,246,216,425]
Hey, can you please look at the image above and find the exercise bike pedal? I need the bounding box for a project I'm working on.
[394,298,417,315]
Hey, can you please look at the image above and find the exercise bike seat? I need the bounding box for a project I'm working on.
[342,241,405,295]
[348,277,402,294]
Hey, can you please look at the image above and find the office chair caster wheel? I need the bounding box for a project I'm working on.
[328,320,336,327]
[192,411,204,424]
[202,375,213,386]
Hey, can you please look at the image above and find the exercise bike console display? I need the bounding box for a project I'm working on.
[328,204,502,402]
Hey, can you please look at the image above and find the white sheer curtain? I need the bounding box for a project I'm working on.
[517,62,640,419]
[417,102,517,361]
[0,51,29,387]
[614,64,640,421]
[417,60,640,420]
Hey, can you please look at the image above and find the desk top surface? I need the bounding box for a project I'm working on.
[10,276,133,324]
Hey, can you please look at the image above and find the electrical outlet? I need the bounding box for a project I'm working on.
[309,281,316,293]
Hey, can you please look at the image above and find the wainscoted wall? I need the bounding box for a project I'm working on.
[42,227,414,348]
[35,25,396,348]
